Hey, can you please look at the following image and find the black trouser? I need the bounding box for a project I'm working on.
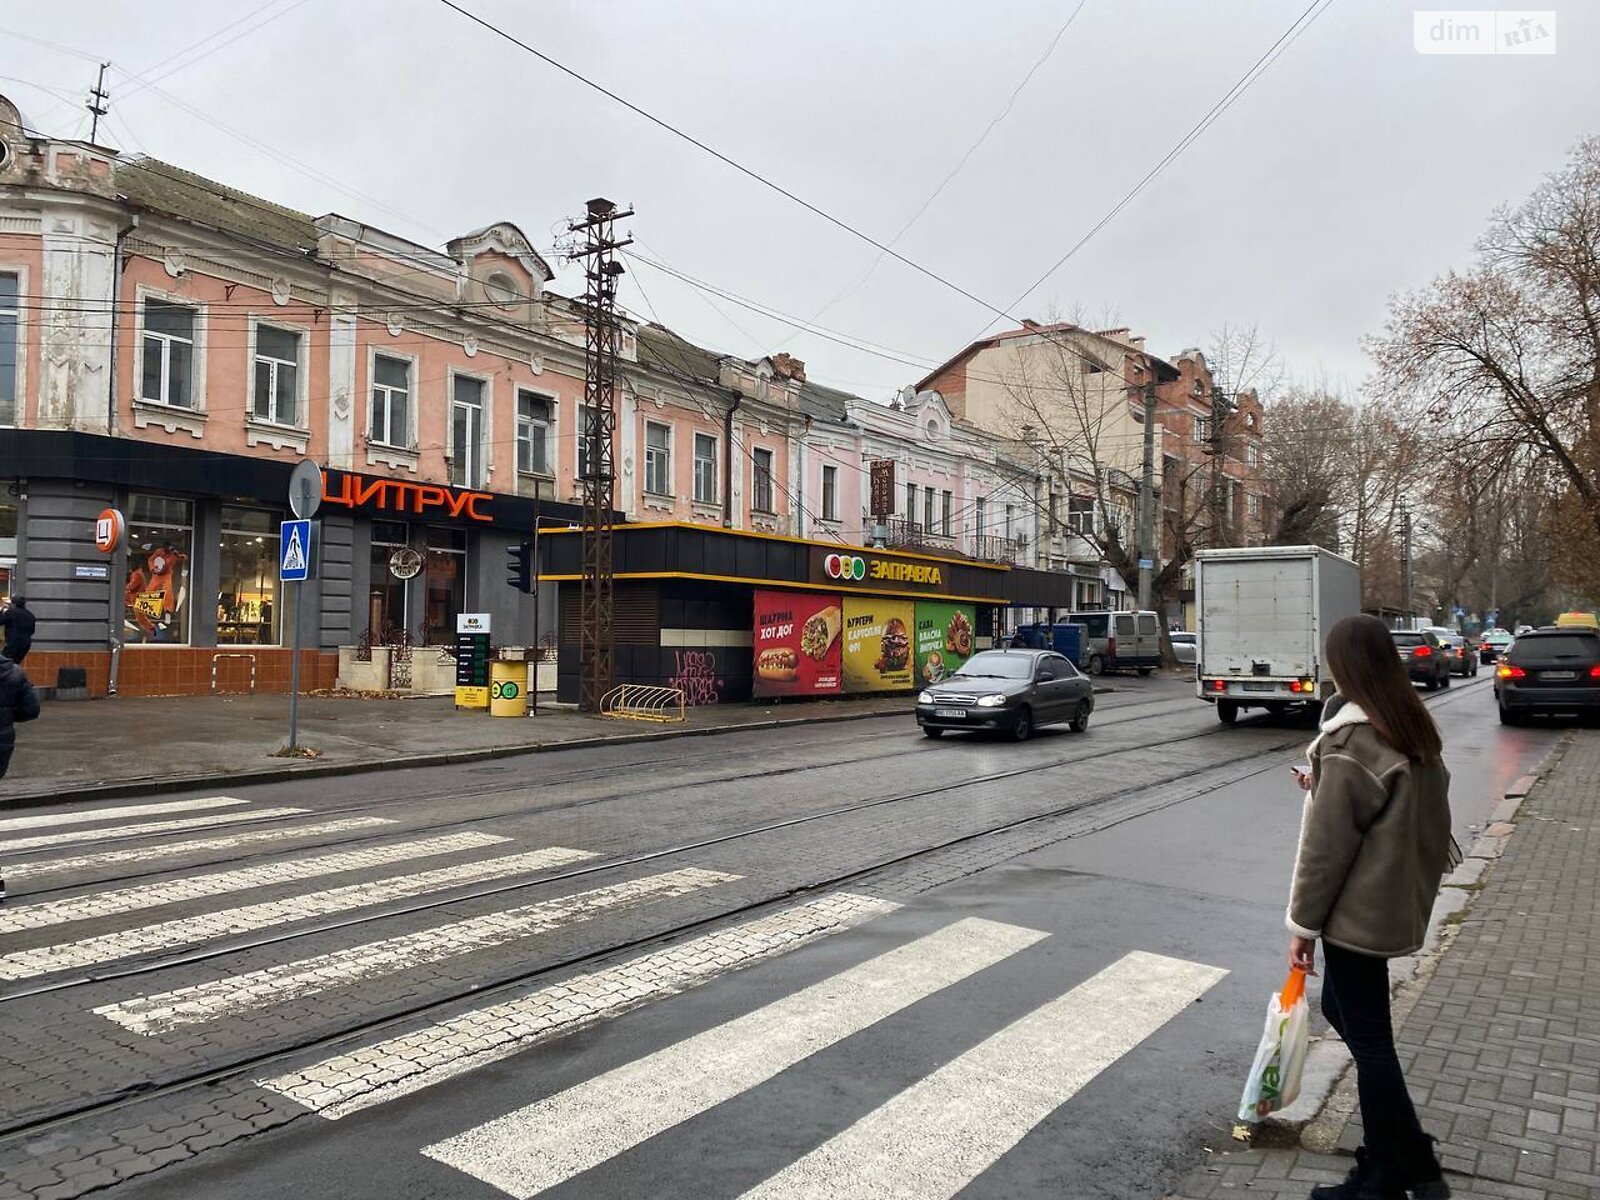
[0,746,11,780]
[2,641,28,666]
[1321,941,1430,1169]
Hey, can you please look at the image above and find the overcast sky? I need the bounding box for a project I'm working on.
[4,1,1596,401]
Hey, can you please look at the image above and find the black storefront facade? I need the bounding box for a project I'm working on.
[0,429,581,696]
[539,522,1076,706]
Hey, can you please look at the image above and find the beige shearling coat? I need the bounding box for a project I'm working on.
[1286,702,1453,957]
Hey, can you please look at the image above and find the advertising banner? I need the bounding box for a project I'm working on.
[913,602,976,686]
[752,590,844,698]
[842,596,915,693]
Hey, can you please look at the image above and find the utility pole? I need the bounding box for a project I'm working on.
[86,63,110,145]
[569,198,632,714]
[1401,506,1413,623]
[1137,375,1156,611]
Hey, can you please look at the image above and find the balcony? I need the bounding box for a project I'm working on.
[880,518,956,553]
[972,534,1028,565]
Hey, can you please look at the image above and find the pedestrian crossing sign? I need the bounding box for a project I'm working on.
[280,519,314,582]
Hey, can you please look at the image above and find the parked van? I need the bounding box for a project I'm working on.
[1066,610,1162,676]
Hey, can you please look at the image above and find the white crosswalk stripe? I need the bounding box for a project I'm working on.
[420,917,1048,1199]
[0,807,312,855]
[259,891,901,1119]
[742,950,1228,1199]
[0,796,246,834]
[0,832,514,933]
[96,867,739,1035]
[1,844,596,980]
[0,817,397,881]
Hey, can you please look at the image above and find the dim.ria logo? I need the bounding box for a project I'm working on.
[824,554,867,581]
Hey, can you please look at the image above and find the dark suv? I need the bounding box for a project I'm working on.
[1495,629,1600,725]
[1392,629,1451,691]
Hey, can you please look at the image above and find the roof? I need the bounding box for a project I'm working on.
[117,157,319,253]
[796,379,853,423]
[636,323,726,386]
[914,321,1178,391]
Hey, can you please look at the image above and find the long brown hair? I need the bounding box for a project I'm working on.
[1325,615,1444,762]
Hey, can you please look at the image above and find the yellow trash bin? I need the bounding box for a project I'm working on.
[489,660,529,717]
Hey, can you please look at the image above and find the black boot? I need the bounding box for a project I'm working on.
[1309,1149,1406,1200]
[1394,1137,1450,1199]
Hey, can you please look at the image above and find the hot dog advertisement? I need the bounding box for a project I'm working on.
[913,602,976,685]
[841,596,916,693]
[752,590,843,698]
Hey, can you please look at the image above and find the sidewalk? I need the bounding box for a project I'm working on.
[1171,731,1600,1200]
[0,690,921,808]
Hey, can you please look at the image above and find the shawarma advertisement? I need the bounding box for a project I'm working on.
[752,590,844,698]
[841,596,915,693]
[913,602,976,685]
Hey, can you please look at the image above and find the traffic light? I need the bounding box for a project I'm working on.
[506,540,533,593]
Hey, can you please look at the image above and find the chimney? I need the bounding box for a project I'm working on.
[1021,318,1041,331]
[772,353,806,382]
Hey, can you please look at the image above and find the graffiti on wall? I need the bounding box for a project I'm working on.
[668,649,724,706]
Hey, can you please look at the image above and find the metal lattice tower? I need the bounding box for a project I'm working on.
[570,198,633,713]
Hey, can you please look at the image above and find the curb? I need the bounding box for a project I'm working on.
[0,704,917,811]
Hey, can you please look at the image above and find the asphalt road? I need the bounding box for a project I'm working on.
[0,674,1561,1199]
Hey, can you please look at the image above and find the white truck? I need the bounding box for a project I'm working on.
[1194,545,1362,725]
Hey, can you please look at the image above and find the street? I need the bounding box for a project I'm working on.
[0,675,1561,1199]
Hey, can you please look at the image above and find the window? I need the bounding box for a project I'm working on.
[923,486,934,531]
[1005,504,1015,540]
[217,507,281,645]
[141,299,196,409]
[1068,496,1094,535]
[368,520,410,638]
[0,273,15,426]
[253,325,301,425]
[124,494,193,645]
[1194,415,1210,444]
[752,447,775,513]
[424,526,466,645]
[450,375,485,488]
[577,403,596,480]
[370,355,410,448]
[516,390,552,475]
[1246,442,1261,467]
[976,497,987,535]
[1248,493,1262,520]
[693,432,718,504]
[644,421,672,496]
[905,481,917,521]
[821,464,839,522]
[941,490,952,536]
[0,500,16,605]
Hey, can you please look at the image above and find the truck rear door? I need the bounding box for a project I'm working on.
[1200,557,1315,677]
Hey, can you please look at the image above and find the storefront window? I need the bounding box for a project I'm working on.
[368,520,410,639]
[124,494,193,644]
[217,507,280,645]
[424,527,466,645]
[0,500,16,605]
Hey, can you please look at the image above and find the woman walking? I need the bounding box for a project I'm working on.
[1288,615,1454,1199]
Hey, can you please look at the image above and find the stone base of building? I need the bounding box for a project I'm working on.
[21,649,339,698]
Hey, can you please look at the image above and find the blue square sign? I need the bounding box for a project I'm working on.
[280,519,313,582]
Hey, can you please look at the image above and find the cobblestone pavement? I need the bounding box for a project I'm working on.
[1170,729,1600,1200]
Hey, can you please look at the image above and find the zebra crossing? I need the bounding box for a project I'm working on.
[1,794,1233,1198]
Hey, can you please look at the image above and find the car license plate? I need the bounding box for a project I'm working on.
[1242,682,1275,693]
[1542,670,1577,681]
[933,707,967,719]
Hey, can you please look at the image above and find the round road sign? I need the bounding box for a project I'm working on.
[288,459,324,520]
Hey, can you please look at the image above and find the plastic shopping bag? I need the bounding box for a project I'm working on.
[1237,967,1309,1123]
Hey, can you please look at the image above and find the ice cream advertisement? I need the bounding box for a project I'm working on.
[913,602,976,685]
[841,597,915,693]
[752,590,844,698]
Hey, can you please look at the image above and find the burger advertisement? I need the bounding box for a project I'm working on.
[752,590,843,698]
[913,602,976,685]
[842,597,915,693]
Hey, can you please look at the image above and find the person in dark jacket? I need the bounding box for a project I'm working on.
[0,596,36,665]
[0,653,39,781]
[1288,615,1453,1200]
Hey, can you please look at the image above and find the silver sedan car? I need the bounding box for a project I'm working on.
[1169,631,1197,666]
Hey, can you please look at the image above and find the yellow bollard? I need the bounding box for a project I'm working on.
[489,660,529,717]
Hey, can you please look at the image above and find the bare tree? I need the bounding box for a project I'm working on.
[1259,386,1350,548]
